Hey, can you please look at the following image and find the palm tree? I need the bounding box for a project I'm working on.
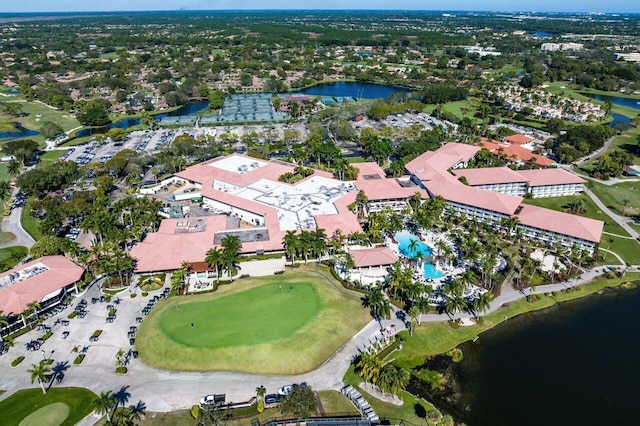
[205,248,223,282]
[356,352,384,386]
[363,287,391,322]
[445,294,466,322]
[7,160,21,177]
[473,291,493,316]
[355,190,369,219]
[407,305,420,334]
[0,181,11,211]
[256,385,266,401]
[94,391,116,423]
[311,228,327,260]
[221,235,242,279]
[407,239,418,258]
[283,230,299,265]
[0,310,8,336]
[27,361,52,394]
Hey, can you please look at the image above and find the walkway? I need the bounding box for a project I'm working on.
[584,187,639,240]
[0,203,35,250]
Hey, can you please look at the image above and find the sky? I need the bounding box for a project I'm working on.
[2,1,638,14]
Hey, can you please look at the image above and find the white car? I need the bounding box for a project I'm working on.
[277,385,294,396]
[200,395,216,405]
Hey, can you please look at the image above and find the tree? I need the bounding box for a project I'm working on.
[78,105,111,127]
[279,384,317,419]
[106,127,128,142]
[39,121,64,140]
[0,181,11,210]
[27,361,51,394]
[363,286,392,321]
[220,235,242,279]
[199,403,232,426]
[94,390,116,423]
[283,230,299,265]
[205,248,223,282]
[256,385,266,401]
[472,291,493,316]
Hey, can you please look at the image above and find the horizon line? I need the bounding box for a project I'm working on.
[1,9,639,14]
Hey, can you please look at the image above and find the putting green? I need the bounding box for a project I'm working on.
[0,387,96,426]
[18,402,69,426]
[158,283,321,348]
[136,268,371,374]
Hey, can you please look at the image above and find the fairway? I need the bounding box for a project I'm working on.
[159,283,321,348]
[0,387,96,426]
[137,268,371,374]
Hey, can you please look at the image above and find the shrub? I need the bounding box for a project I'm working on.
[42,331,53,340]
[448,348,464,363]
[108,309,117,316]
[11,356,25,367]
[257,399,265,413]
[115,367,128,374]
[190,405,200,419]
[142,292,148,297]
[67,311,78,319]
[73,354,85,364]
[130,293,137,298]
[91,330,102,338]
[415,368,445,391]
[447,320,460,329]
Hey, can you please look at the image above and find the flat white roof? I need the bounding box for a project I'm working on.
[209,155,268,174]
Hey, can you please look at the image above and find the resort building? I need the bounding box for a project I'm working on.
[406,144,603,252]
[345,247,399,285]
[452,167,585,198]
[480,138,556,167]
[132,154,423,275]
[0,256,84,336]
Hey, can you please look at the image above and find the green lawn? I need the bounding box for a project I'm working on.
[0,231,16,244]
[0,99,81,145]
[136,267,371,374]
[38,150,64,166]
[0,246,28,272]
[0,387,97,426]
[21,199,42,241]
[317,390,360,415]
[585,179,640,217]
[423,100,479,121]
[0,163,9,182]
[600,235,640,265]
[158,282,321,348]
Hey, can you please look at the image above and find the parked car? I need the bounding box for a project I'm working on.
[277,385,294,396]
[265,394,281,404]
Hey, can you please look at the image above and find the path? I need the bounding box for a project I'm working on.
[0,203,35,250]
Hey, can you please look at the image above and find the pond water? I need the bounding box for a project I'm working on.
[290,81,409,99]
[593,94,640,111]
[411,286,640,426]
[0,122,39,140]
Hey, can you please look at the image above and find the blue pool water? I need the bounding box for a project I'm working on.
[395,232,444,279]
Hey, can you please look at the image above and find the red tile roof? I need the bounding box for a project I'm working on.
[505,134,534,145]
[480,139,555,167]
[350,247,398,268]
[515,168,585,187]
[452,167,528,186]
[516,204,604,243]
[0,256,84,316]
[424,178,523,215]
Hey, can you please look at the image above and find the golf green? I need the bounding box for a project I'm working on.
[0,387,96,426]
[158,283,321,348]
[136,269,372,374]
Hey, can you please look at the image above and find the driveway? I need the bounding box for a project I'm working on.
[0,204,35,249]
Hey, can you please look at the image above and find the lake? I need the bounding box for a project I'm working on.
[0,122,39,140]
[413,286,640,426]
[593,94,640,111]
[289,81,409,99]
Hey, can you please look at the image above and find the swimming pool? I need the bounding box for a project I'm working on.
[396,232,432,258]
[395,232,444,279]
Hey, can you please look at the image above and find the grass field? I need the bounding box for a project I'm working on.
[38,150,64,166]
[0,387,97,426]
[544,81,640,120]
[0,99,81,145]
[137,268,371,374]
[0,246,28,272]
[21,200,42,241]
[423,100,479,121]
[585,179,640,217]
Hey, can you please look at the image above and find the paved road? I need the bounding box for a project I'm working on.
[0,204,35,250]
